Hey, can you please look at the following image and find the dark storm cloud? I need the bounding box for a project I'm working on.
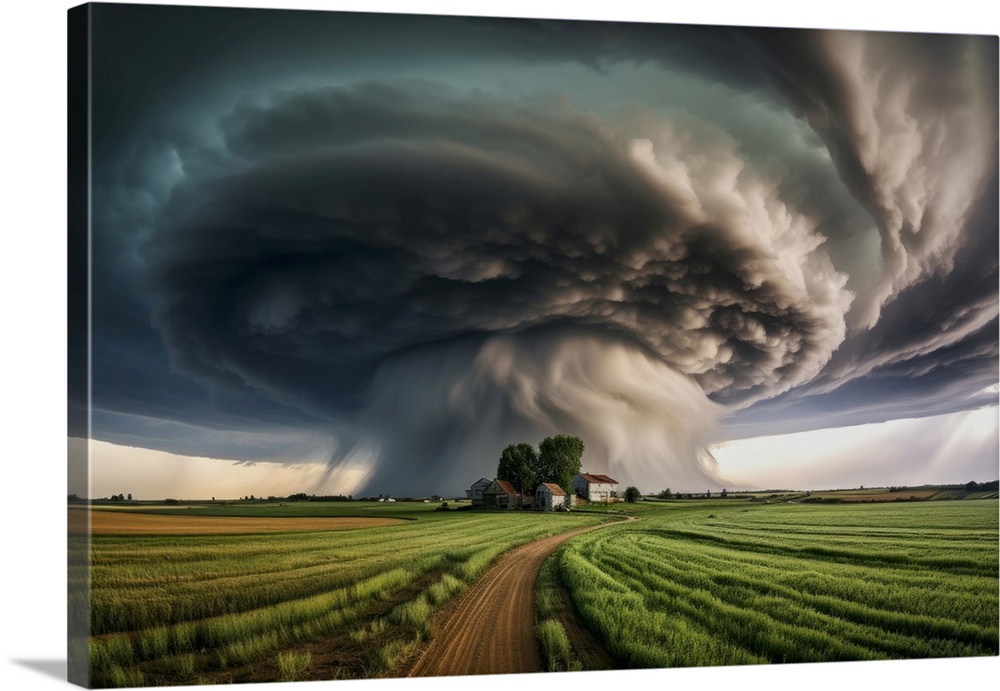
[84,6,998,492]
[723,220,999,441]
[144,84,849,414]
[752,31,999,328]
[88,409,334,465]
[774,173,999,408]
[119,79,861,491]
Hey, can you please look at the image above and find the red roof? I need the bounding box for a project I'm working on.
[495,479,517,495]
[539,482,566,496]
[579,473,617,484]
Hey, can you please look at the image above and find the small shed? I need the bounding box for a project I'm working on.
[536,482,568,512]
[466,477,492,508]
[482,479,519,510]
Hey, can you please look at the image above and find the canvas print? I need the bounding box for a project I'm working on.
[67,2,999,688]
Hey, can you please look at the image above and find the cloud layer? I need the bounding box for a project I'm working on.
[149,85,852,406]
[83,9,998,493]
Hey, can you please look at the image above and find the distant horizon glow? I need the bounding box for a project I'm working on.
[82,439,373,501]
[77,405,998,499]
[712,406,999,492]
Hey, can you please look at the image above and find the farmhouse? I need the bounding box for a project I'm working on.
[572,472,620,503]
[466,477,492,508]
[482,479,519,510]
[536,482,568,512]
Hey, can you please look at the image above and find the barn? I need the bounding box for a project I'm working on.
[536,482,568,512]
[482,479,519,510]
[466,477,492,508]
[571,472,620,503]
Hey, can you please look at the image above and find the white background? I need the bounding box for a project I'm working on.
[2,1,998,690]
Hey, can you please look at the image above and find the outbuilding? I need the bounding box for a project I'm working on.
[466,477,492,508]
[536,482,568,512]
[572,473,620,503]
[482,479,519,510]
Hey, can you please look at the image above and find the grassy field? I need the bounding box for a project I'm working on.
[71,502,609,687]
[73,497,999,686]
[553,500,999,667]
[720,485,1000,503]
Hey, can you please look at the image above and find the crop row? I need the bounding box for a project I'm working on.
[84,512,600,635]
[555,501,998,668]
[85,510,605,686]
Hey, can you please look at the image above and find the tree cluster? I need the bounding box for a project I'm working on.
[496,435,585,496]
[279,493,353,502]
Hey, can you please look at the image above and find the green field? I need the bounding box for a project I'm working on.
[552,500,999,667]
[72,502,609,687]
[73,498,999,686]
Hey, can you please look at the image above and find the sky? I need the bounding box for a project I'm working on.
[69,1,999,499]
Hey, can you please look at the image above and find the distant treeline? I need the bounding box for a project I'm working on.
[962,480,1000,492]
[276,493,353,502]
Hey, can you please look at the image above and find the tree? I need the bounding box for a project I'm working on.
[720,488,727,499]
[657,488,672,499]
[538,435,584,494]
[623,486,641,503]
[497,443,538,497]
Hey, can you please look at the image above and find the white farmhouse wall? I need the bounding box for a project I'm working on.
[571,473,620,502]
[536,484,567,512]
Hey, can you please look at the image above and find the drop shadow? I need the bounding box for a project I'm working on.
[11,659,66,682]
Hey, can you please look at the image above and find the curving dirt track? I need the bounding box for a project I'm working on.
[406,522,608,677]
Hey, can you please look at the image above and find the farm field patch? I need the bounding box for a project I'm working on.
[554,500,999,667]
[73,498,999,686]
[73,502,608,687]
[69,508,405,535]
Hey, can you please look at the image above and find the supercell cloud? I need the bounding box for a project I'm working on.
[82,6,998,495]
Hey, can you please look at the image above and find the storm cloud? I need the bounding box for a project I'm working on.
[83,6,998,494]
[149,85,851,401]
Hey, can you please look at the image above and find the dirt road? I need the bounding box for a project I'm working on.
[406,522,607,677]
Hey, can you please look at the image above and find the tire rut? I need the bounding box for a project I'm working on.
[405,520,613,677]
